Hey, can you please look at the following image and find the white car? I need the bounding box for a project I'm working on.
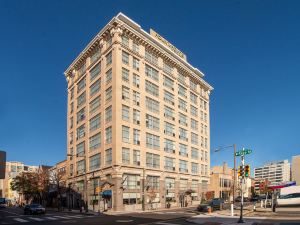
[277,192,300,206]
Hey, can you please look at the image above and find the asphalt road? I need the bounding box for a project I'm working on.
[0,206,198,225]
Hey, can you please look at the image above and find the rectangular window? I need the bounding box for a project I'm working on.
[76,142,85,156]
[146,97,159,114]
[122,51,129,65]
[105,106,112,123]
[191,119,198,130]
[191,105,198,117]
[133,73,140,87]
[122,126,130,143]
[145,64,158,81]
[77,92,86,108]
[106,51,112,66]
[133,129,140,145]
[146,153,160,168]
[90,47,100,64]
[179,161,188,173]
[191,180,198,191]
[190,79,197,91]
[205,151,208,162]
[164,139,175,154]
[90,96,101,114]
[191,147,199,159]
[106,69,112,84]
[147,176,160,189]
[105,126,112,144]
[90,63,101,81]
[70,88,74,100]
[146,133,160,150]
[122,67,129,82]
[133,58,140,71]
[90,133,101,150]
[70,117,73,129]
[165,177,175,189]
[164,106,174,120]
[179,113,187,126]
[132,42,139,53]
[77,108,85,123]
[76,125,85,139]
[163,62,173,74]
[105,148,112,165]
[90,79,101,97]
[122,105,130,121]
[191,132,198,145]
[90,114,100,132]
[122,35,129,47]
[133,91,140,106]
[164,157,175,171]
[164,122,174,136]
[178,73,186,84]
[146,114,160,131]
[77,77,86,93]
[178,85,187,98]
[145,80,159,97]
[123,174,140,189]
[190,92,198,104]
[179,143,188,157]
[192,163,199,174]
[89,153,101,171]
[145,50,158,65]
[105,86,112,102]
[122,148,130,164]
[133,109,140,125]
[163,75,174,90]
[179,128,188,141]
[122,86,130,102]
[77,160,85,174]
[133,150,140,166]
[178,98,187,112]
[164,91,174,105]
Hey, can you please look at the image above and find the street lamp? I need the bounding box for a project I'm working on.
[214,144,237,204]
[67,153,88,212]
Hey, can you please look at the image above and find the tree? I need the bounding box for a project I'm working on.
[11,172,36,204]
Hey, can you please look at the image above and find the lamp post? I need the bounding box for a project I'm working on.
[67,153,88,212]
[214,144,237,204]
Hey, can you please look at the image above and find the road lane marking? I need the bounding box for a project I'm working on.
[28,217,44,221]
[13,218,29,222]
[44,216,58,220]
[66,215,84,218]
[54,216,72,219]
[0,210,22,215]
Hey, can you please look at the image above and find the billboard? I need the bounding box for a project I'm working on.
[0,151,6,179]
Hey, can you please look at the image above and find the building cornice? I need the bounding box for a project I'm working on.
[64,12,213,91]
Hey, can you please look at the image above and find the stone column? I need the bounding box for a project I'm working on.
[112,174,124,211]
[160,179,166,208]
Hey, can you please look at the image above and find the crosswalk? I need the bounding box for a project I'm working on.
[1,214,93,224]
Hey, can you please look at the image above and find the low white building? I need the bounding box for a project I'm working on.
[254,160,290,191]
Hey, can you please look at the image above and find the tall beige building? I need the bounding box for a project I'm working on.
[292,155,300,185]
[64,13,213,211]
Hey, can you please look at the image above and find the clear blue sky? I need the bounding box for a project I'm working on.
[1,0,299,169]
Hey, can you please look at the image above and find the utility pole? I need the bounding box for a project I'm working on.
[233,144,236,204]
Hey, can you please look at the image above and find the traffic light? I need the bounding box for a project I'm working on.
[244,165,250,177]
[238,165,244,178]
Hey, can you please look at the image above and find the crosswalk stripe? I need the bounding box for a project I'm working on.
[13,218,29,223]
[53,216,72,219]
[44,217,58,220]
[155,222,178,225]
[66,215,84,218]
[28,217,44,221]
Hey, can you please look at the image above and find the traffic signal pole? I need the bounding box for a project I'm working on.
[238,153,245,223]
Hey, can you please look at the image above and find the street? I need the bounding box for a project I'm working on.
[1,206,300,225]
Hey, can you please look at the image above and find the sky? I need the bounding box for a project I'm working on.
[0,0,299,170]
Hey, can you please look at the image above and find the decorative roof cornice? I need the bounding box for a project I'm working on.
[64,12,213,91]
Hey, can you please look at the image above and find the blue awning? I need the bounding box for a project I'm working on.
[102,190,112,196]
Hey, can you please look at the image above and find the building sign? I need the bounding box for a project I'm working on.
[0,151,6,179]
[150,29,187,61]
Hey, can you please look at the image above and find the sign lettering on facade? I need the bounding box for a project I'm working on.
[150,29,187,61]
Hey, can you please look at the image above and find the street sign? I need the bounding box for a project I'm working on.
[235,149,252,156]
[95,186,102,194]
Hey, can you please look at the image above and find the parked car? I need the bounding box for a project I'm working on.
[250,196,259,202]
[277,193,300,207]
[209,198,225,210]
[197,203,211,212]
[235,196,242,202]
[24,204,46,215]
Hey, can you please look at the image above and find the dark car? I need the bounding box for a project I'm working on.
[24,204,46,215]
[209,198,225,210]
